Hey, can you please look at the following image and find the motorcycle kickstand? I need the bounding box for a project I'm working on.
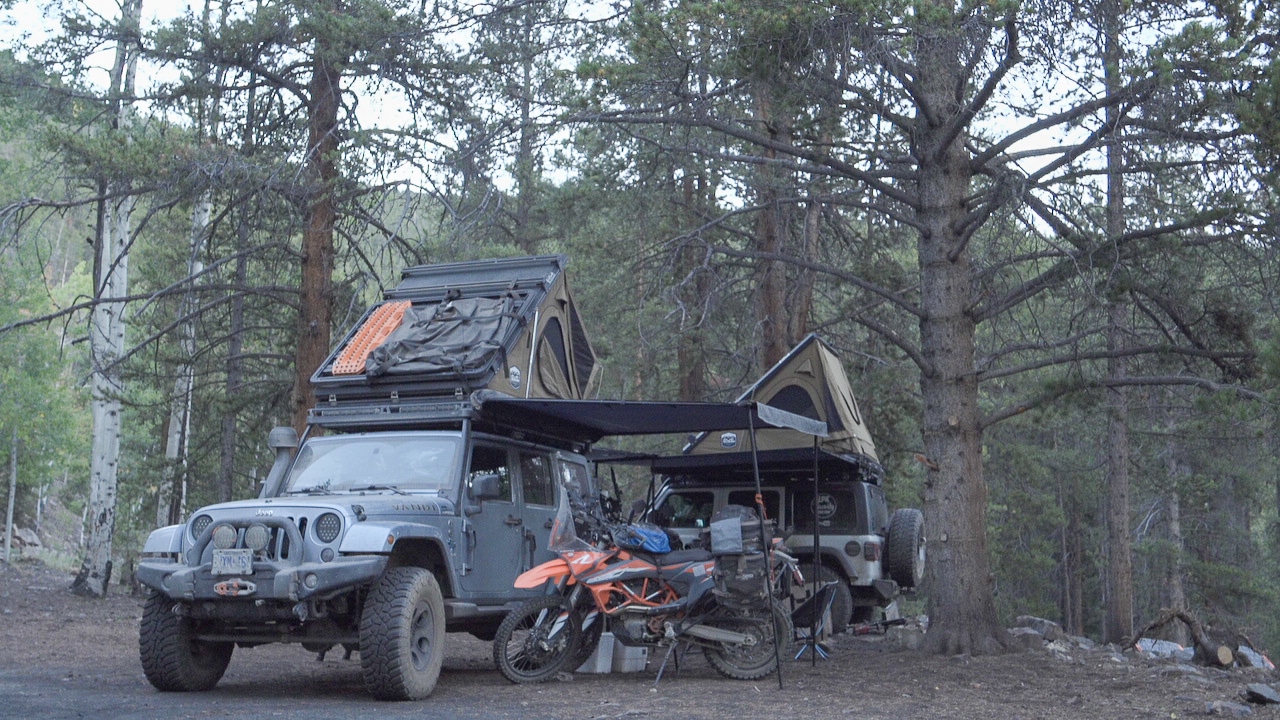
[653,640,693,685]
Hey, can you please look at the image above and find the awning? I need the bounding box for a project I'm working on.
[471,389,827,445]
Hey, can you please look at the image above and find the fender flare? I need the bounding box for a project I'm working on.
[142,525,183,554]
[339,520,450,554]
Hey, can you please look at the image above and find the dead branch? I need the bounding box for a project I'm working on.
[1129,608,1233,667]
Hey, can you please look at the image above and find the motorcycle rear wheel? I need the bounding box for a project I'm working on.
[493,595,582,684]
[702,602,792,680]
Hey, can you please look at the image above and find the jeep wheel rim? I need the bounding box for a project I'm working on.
[410,603,437,671]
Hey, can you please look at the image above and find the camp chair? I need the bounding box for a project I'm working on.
[791,582,839,660]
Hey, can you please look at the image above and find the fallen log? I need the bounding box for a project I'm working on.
[1129,608,1234,668]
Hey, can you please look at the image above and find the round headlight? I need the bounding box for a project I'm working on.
[190,514,212,539]
[212,523,238,550]
[244,524,271,552]
[315,513,342,544]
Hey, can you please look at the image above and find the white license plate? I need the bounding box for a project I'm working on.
[212,548,253,576]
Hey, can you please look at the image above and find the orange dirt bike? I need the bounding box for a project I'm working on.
[492,489,798,683]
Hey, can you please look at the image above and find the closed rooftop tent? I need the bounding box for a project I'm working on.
[312,254,599,405]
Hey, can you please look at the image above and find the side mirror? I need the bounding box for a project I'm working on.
[464,474,502,517]
[470,474,502,502]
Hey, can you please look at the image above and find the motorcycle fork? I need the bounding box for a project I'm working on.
[565,583,600,634]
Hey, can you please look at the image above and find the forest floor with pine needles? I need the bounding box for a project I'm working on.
[1,558,1278,719]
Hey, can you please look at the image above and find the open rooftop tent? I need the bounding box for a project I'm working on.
[684,333,878,462]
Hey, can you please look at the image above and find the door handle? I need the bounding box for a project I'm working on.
[544,519,554,529]
[505,515,523,526]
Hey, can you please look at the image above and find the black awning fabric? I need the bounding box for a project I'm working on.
[471,390,827,444]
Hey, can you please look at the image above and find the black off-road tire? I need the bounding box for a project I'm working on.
[886,508,926,589]
[359,566,446,700]
[138,593,233,692]
[702,601,792,680]
[795,563,853,630]
[492,595,582,684]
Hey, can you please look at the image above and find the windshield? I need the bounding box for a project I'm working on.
[548,459,610,554]
[283,432,462,497]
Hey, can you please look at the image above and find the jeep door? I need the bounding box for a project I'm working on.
[461,443,580,595]
[461,443,526,595]
[515,449,559,568]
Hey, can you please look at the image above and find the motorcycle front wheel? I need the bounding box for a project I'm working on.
[492,595,582,684]
[702,601,793,680]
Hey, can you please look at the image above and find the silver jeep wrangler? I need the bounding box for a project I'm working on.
[137,423,595,699]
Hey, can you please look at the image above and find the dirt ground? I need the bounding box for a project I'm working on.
[2,559,1278,720]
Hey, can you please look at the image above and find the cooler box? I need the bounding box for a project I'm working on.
[576,632,615,673]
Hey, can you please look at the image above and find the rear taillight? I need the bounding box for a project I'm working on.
[863,541,881,561]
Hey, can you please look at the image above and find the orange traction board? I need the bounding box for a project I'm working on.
[331,300,412,375]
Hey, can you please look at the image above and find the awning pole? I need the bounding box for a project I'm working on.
[748,404,784,690]
[811,432,820,666]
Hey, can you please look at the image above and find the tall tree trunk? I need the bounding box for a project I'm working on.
[1103,314,1134,642]
[291,33,343,432]
[1164,491,1189,645]
[787,192,820,344]
[914,14,1010,655]
[512,6,538,254]
[156,218,203,527]
[751,91,788,373]
[74,0,142,597]
[4,428,15,564]
[1159,389,1189,645]
[221,215,249,502]
[1062,497,1085,636]
[1101,0,1134,644]
[1058,430,1084,637]
[676,173,709,401]
[221,9,255,502]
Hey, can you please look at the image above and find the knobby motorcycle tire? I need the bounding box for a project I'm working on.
[492,595,583,684]
[702,601,793,680]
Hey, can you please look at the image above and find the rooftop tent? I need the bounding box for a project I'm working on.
[685,334,878,462]
[311,255,599,403]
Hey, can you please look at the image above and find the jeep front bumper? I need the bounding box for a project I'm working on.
[137,554,389,602]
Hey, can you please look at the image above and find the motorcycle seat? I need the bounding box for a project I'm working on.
[660,548,713,564]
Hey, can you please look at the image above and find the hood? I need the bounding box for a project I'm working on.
[191,493,457,520]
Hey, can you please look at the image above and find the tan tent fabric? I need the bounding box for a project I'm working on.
[685,334,878,461]
[314,255,597,403]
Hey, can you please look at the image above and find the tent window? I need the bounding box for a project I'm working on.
[540,317,572,384]
[568,303,595,390]
[768,384,820,420]
[822,389,847,432]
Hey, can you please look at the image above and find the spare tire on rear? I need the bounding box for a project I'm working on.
[885,508,925,589]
